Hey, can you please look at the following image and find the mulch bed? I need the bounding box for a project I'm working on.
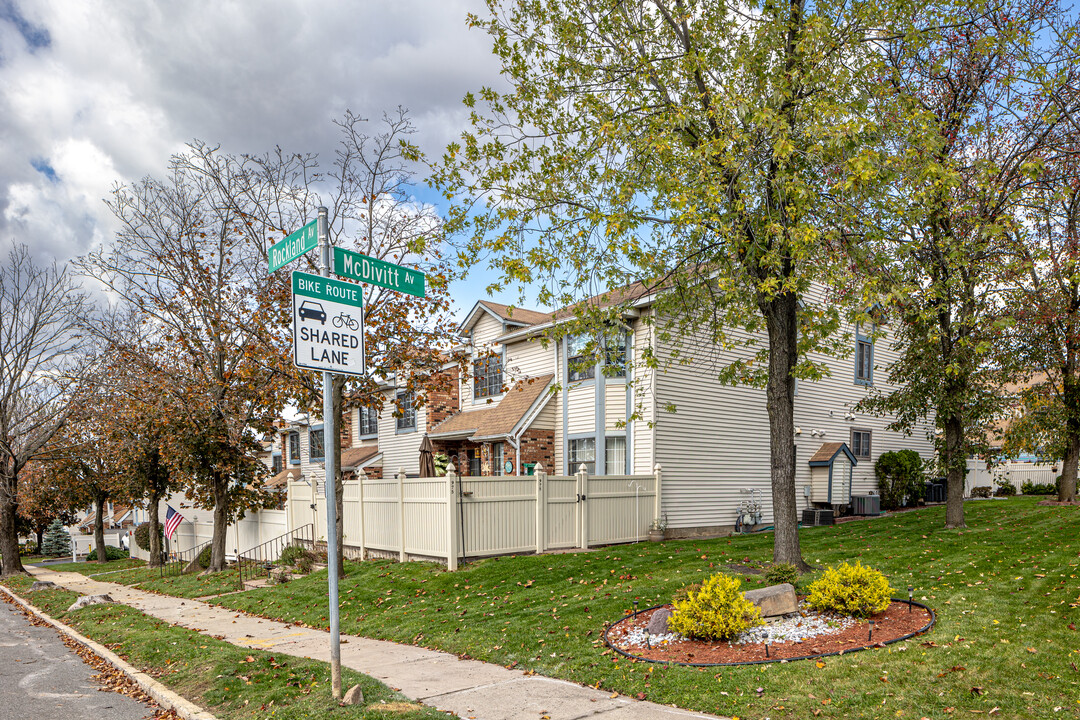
[606,600,933,666]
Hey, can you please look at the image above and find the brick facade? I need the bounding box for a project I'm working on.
[426,367,460,432]
[519,429,555,473]
[340,409,353,449]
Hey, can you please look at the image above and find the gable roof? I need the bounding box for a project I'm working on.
[808,442,858,466]
[429,374,555,440]
[341,445,381,471]
[459,300,552,335]
[266,467,299,490]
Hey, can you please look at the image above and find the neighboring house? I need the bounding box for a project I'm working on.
[416,292,936,537]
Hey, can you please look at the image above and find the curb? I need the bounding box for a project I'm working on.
[0,583,218,720]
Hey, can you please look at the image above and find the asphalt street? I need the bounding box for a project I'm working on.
[0,600,157,720]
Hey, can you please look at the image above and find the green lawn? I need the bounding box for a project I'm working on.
[43,558,146,575]
[206,497,1080,719]
[24,498,1079,719]
[44,560,248,598]
[0,574,446,720]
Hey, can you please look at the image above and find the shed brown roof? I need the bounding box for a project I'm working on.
[478,301,552,327]
[809,442,846,464]
[266,467,299,490]
[430,374,554,439]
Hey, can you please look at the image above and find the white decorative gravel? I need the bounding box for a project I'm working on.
[615,602,854,649]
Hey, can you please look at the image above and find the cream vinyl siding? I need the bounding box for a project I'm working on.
[632,317,655,475]
[605,383,627,433]
[653,326,779,530]
[462,312,505,410]
[377,389,426,475]
[530,398,557,430]
[505,336,552,381]
[566,384,595,435]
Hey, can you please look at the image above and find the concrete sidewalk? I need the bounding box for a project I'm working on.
[28,567,726,720]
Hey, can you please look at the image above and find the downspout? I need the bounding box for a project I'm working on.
[506,434,521,475]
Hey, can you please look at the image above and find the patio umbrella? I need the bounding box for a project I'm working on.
[418,434,437,478]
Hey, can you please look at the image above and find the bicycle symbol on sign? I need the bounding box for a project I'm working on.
[332,312,360,331]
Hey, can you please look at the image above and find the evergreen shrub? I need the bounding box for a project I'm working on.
[87,545,127,561]
[876,450,925,510]
[668,573,763,641]
[41,519,71,557]
[805,561,894,618]
[764,563,800,586]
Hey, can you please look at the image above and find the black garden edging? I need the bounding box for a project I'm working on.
[604,599,936,667]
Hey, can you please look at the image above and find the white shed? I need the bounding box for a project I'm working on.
[808,442,857,510]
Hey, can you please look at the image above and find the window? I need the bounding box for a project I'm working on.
[850,429,871,460]
[493,442,504,476]
[604,334,627,378]
[288,432,300,465]
[569,437,596,474]
[474,353,503,398]
[605,437,626,474]
[359,406,378,437]
[396,391,416,431]
[567,336,595,381]
[467,449,480,476]
[855,324,873,385]
[309,428,325,462]
[271,453,282,475]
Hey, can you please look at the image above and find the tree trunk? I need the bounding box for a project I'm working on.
[1060,373,1080,503]
[0,473,25,575]
[333,376,346,577]
[147,487,162,568]
[208,472,229,573]
[93,496,108,563]
[761,291,808,571]
[943,412,966,529]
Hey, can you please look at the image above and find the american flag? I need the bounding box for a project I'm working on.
[164,505,184,538]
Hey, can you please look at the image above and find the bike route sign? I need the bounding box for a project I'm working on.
[292,270,365,377]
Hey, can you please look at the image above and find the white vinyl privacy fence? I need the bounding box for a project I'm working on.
[288,463,662,570]
[965,459,1059,495]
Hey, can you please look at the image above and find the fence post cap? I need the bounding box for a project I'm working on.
[654,463,662,472]
[534,462,544,474]
[446,462,456,475]
[578,463,589,474]
[398,467,406,475]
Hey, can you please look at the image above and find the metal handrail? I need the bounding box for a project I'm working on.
[160,537,213,578]
[236,523,315,590]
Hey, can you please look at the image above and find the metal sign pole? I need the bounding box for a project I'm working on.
[318,206,343,699]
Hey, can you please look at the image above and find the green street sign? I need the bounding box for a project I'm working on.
[333,246,426,298]
[268,220,318,273]
[292,270,365,377]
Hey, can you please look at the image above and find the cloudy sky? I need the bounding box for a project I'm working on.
[0,0,524,315]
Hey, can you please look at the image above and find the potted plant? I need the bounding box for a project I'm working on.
[648,515,667,542]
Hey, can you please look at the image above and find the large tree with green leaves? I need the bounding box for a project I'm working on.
[860,0,1080,526]
[434,0,907,568]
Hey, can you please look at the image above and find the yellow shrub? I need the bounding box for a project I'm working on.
[805,561,894,618]
[667,573,763,641]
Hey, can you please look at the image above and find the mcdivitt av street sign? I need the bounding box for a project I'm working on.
[292,270,365,377]
[268,220,318,273]
[333,246,426,298]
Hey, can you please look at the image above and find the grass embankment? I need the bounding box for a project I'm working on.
[0,573,445,720]
[45,558,146,574]
[206,497,1080,720]
[47,559,247,598]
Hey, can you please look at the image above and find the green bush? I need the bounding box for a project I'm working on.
[668,573,763,641]
[805,561,894,618]
[134,522,164,551]
[196,544,213,569]
[875,450,925,510]
[1021,479,1058,495]
[994,480,1017,497]
[971,486,993,498]
[20,540,37,556]
[764,563,800,586]
[279,544,316,572]
[87,545,128,561]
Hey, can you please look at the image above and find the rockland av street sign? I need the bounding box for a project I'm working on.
[292,270,365,377]
[268,220,318,273]
[333,246,426,298]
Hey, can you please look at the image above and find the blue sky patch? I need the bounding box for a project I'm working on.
[1,1,51,51]
[30,157,58,183]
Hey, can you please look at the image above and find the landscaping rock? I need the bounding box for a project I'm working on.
[67,594,115,612]
[29,581,56,591]
[743,583,797,617]
[647,607,672,635]
[342,684,364,705]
